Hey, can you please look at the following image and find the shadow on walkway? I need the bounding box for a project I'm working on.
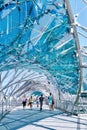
[0,106,87,130]
[0,107,63,130]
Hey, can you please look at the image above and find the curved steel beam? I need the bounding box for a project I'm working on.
[65,0,83,105]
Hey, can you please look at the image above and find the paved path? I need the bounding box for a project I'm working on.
[0,104,87,130]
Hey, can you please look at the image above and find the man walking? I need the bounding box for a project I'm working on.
[39,94,44,111]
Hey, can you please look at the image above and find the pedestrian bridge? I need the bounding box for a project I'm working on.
[0,0,87,129]
[0,104,87,130]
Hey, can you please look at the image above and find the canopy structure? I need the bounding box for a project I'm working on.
[0,0,86,114]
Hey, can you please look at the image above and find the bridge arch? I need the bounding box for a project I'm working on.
[0,0,82,115]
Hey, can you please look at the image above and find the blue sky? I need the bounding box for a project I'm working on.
[69,0,87,46]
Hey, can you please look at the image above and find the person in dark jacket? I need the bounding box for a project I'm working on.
[39,94,44,111]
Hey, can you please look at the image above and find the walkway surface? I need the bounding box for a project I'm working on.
[0,104,87,130]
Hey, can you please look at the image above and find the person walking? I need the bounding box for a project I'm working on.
[48,92,53,110]
[28,96,33,110]
[22,95,27,110]
[36,96,39,107]
[39,94,44,111]
[52,96,54,110]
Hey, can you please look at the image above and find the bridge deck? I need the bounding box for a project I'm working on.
[0,104,87,130]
